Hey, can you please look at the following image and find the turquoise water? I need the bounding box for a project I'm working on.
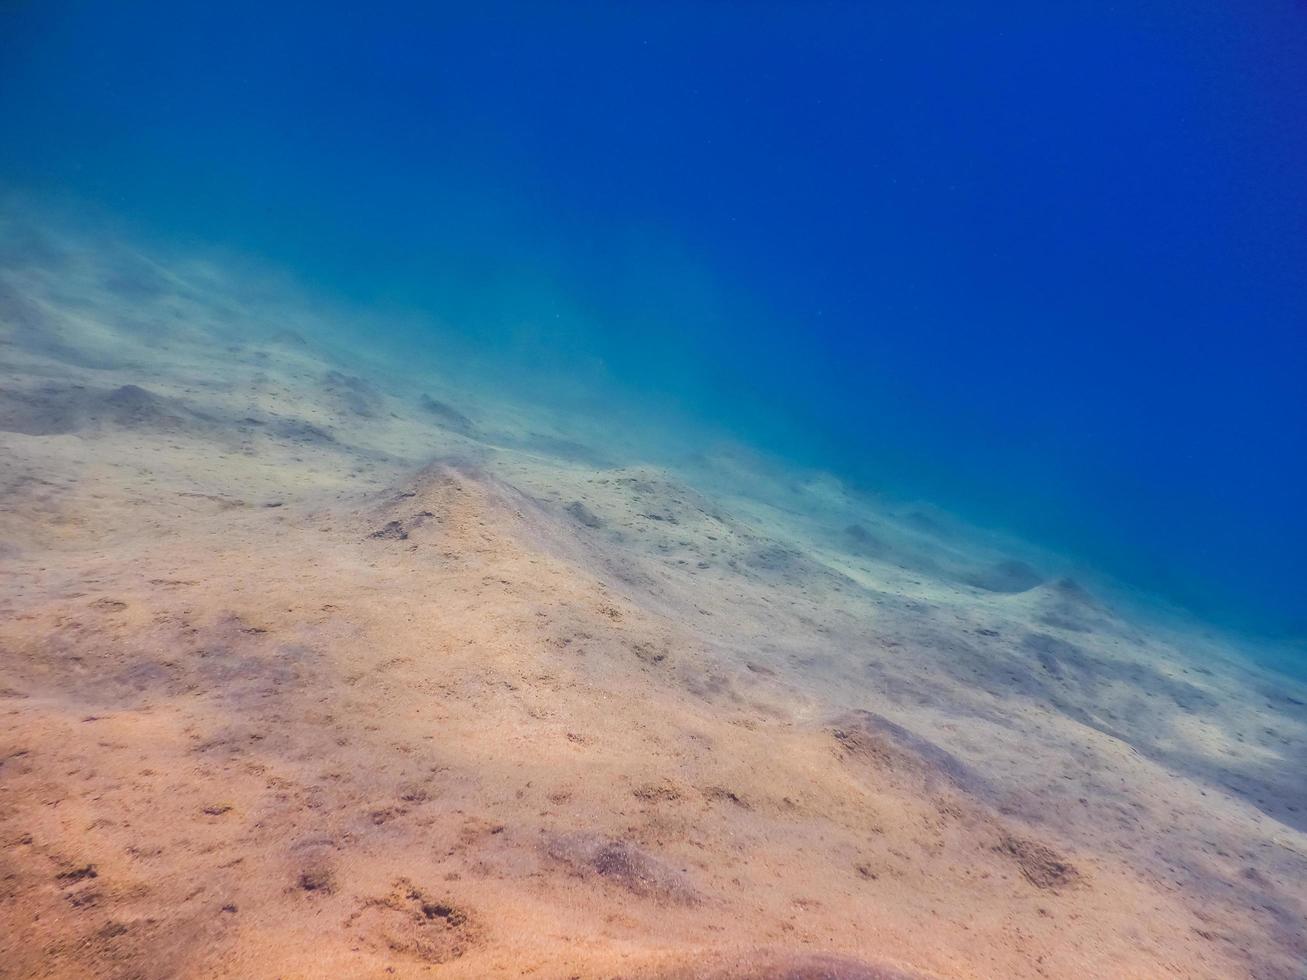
[2,2,1304,666]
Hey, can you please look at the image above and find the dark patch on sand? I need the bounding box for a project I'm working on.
[648,950,928,980]
[1019,632,1214,713]
[1035,578,1105,632]
[367,509,435,542]
[903,508,947,534]
[565,500,604,529]
[268,418,337,445]
[0,280,130,369]
[102,258,170,301]
[546,833,698,904]
[57,864,98,884]
[995,835,1080,890]
[1146,745,1307,835]
[745,544,799,572]
[513,431,612,465]
[964,559,1045,594]
[0,383,192,436]
[297,865,335,894]
[631,641,668,665]
[633,781,684,803]
[1013,633,1307,831]
[345,878,480,964]
[322,370,382,418]
[419,394,476,434]
[833,710,996,804]
[844,523,886,555]
[266,328,309,348]
[101,384,176,427]
[369,520,409,541]
[702,785,751,809]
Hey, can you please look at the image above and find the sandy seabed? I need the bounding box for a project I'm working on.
[1,218,1305,979]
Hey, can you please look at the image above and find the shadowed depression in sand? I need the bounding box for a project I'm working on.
[2,216,1306,979]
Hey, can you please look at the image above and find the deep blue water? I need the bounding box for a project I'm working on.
[2,2,1305,649]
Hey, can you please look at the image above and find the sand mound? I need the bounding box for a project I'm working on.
[0,382,200,436]
[963,558,1045,593]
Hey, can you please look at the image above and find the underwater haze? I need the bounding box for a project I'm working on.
[4,5,1307,979]
[3,1,1305,642]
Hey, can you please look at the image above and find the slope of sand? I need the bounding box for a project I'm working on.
[2,219,1306,979]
